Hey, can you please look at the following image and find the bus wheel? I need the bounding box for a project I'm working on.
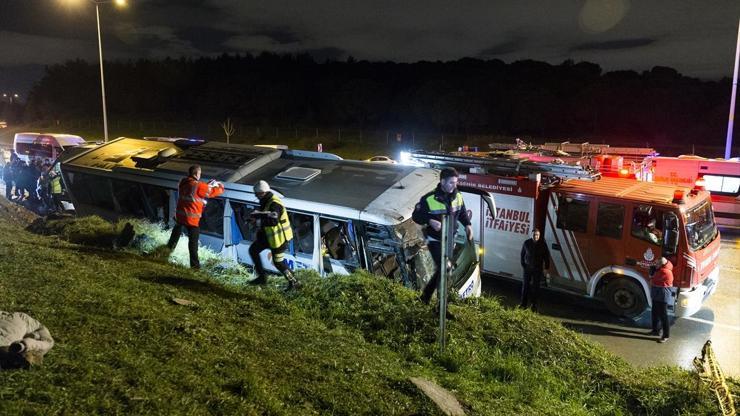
[603,278,647,318]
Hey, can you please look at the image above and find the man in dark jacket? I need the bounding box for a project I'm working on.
[520,228,550,311]
[650,257,674,343]
[412,167,473,305]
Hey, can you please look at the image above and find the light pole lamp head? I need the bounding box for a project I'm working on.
[113,0,127,7]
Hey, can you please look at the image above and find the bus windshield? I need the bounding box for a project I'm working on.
[685,200,718,251]
[390,219,477,292]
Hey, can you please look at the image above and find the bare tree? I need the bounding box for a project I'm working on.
[221,118,236,144]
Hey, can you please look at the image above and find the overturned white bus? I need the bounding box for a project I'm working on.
[57,137,490,298]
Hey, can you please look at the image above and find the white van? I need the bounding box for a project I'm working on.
[13,133,86,163]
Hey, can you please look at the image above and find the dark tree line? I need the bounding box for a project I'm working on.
[23,53,736,147]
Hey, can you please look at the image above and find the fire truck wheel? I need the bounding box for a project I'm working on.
[603,278,647,318]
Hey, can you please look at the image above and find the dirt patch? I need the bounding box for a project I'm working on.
[0,192,40,225]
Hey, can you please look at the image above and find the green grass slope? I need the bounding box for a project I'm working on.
[0,214,730,415]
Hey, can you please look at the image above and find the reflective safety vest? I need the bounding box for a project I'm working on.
[425,191,464,216]
[175,176,224,227]
[50,174,62,194]
[264,195,293,249]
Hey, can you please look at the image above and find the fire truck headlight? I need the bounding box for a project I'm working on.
[680,298,690,307]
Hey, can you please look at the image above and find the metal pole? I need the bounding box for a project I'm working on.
[438,214,448,353]
[726,18,740,159]
[95,3,109,143]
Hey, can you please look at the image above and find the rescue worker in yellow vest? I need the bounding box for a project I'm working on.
[248,180,300,289]
[48,168,64,212]
[412,167,474,305]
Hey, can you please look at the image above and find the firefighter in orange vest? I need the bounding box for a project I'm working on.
[248,180,300,289]
[166,164,224,269]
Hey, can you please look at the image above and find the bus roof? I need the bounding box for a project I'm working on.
[556,176,708,208]
[60,137,438,225]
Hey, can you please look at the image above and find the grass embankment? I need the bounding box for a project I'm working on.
[0,214,732,415]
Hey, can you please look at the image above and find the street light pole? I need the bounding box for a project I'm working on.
[94,2,109,143]
[726,18,740,159]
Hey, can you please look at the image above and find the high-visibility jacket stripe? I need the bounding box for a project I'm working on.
[175,176,224,227]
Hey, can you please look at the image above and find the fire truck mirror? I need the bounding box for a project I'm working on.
[664,230,679,256]
[663,212,679,255]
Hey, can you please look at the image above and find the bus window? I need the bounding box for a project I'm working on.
[320,218,359,270]
[67,172,115,211]
[556,195,589,233]
[596,202,625,239]
[200,199,224,236]
[111,179,147,218]
[291,212,314,255]
[231,201,258,242]
[364,223,400,278]
[631,205,663,245]
[141,185,171,223]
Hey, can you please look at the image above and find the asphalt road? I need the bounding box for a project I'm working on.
[482,227,740,377]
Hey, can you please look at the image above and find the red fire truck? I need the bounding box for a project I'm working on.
[404,150,721,318]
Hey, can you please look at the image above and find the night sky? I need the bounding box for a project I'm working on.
[1,0,739,95]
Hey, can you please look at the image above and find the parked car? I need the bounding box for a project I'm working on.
[365,155,397,164]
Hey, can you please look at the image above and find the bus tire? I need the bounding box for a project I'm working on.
[603,278,647,318]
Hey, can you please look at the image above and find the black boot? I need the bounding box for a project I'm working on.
[284,269,300,290]
[250,275,267,285]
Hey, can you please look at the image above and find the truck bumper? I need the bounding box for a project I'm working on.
[674,266,720,318]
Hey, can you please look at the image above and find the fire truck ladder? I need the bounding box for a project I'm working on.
[407,150,601,181]
[489,140,657,158]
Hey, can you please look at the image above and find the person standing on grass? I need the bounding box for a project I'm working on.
[412,167,474,308]
[248,180,300,290]
[0,311,54,370]
[167,165,224,269]
[519,228,550,311]
[49,167,65,212]
[650,257,674,343]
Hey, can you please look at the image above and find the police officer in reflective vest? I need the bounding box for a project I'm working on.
[49,168,64,212]
[412,167,473,304]
[167,164,224,269]
[248,180,300,289]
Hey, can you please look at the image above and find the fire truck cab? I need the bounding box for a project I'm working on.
[544,177,720,318]
[405,150,721,318]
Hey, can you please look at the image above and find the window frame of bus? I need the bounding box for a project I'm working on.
[319,216,360,268]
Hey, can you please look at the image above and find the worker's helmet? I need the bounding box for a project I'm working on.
[254,180,270,193]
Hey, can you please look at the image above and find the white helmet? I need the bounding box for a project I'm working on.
[254,180,270,193]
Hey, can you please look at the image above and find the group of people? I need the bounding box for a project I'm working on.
[168,163,675,342]
[166,165,300,289]
[1,151,64,212]
[410,166,674,343]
